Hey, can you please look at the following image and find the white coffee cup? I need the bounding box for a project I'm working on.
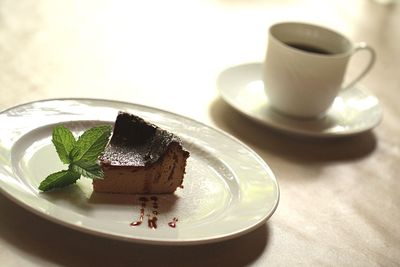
[263,22,376,118]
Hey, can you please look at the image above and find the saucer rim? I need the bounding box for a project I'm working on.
[217,62,383,138]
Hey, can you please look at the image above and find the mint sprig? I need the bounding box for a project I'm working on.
[39,125,112,192]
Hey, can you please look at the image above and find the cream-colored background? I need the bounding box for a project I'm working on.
[0,0,399,266]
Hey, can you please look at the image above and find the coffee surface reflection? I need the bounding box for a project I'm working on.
[285,42,333,55]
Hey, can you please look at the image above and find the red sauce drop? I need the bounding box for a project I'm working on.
[130,208,145,227]
[131,196,171,230]
[148,196,159,228]
[148,216,158,229]
[168,217,178,228]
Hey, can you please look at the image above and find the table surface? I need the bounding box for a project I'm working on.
[0,0,399,266]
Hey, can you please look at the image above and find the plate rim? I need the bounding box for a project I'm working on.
[0,97,280,245]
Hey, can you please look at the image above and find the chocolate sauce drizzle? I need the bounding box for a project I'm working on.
[168,217,179,228]
[130,196,178,230]
[148,196,159,229]
[130,197,148,227]
[148,216,158,229]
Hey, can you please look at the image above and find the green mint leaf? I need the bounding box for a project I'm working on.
[70,125,112,163]
[38,170,81,192]
[52,126,76,164]
[69,147,80,161]
[70,162,104,179]
[38,124,111,192]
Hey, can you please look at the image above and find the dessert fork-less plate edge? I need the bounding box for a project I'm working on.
[217,63,383,137]
[0,98,279,245]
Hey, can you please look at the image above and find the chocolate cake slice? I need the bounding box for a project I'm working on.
[93,111,189,194]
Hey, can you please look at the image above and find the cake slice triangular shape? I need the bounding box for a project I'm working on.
[93,111,189,194]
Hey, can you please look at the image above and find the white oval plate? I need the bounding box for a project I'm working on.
[217,63,383,137]
[0,99,279,245]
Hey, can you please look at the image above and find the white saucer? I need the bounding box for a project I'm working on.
[217,63,383,137]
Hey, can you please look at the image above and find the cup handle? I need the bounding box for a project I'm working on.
[342,42,376,91]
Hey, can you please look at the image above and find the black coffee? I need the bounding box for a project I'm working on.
[285,42,333,55]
